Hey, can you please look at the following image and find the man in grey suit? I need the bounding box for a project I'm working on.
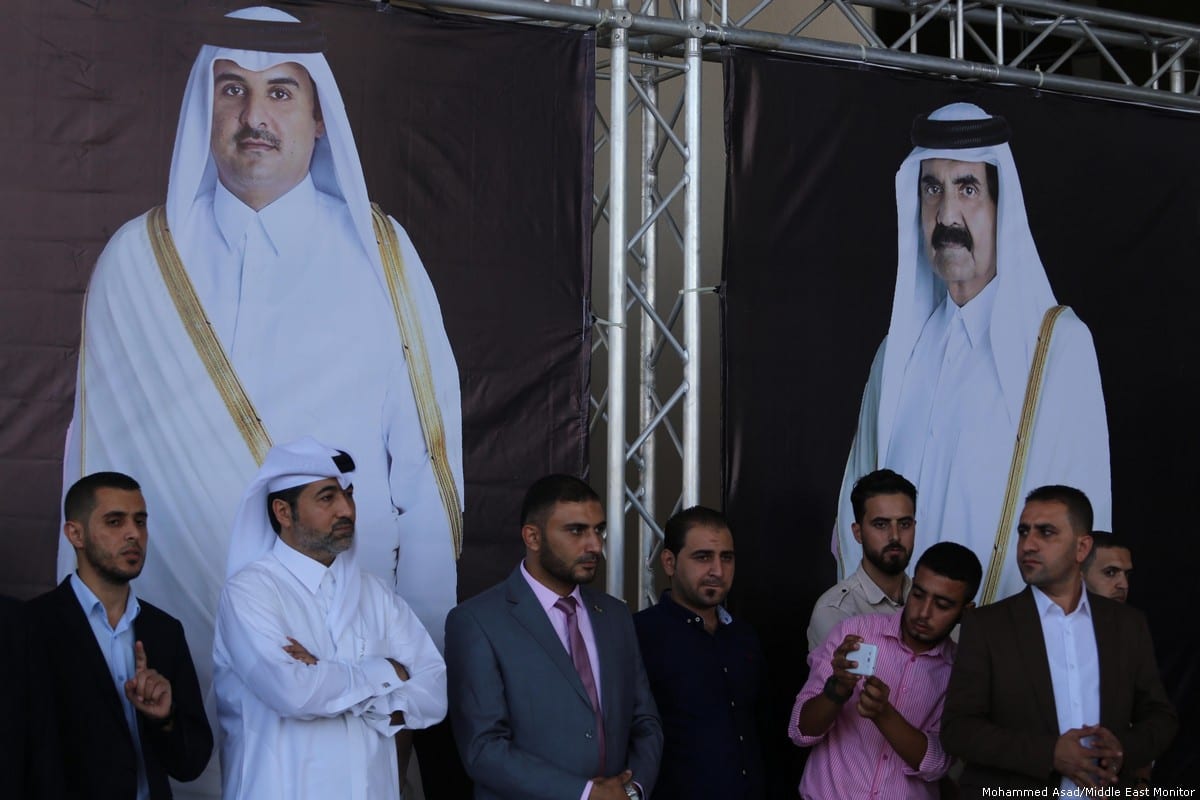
[445,475,662,799]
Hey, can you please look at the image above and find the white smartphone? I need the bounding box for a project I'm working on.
[847,642,878,676]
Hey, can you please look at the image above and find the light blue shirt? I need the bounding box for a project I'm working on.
[70,573,150,800]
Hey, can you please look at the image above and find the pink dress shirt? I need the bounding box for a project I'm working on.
[520,561,605,800]
[789,610,955,800]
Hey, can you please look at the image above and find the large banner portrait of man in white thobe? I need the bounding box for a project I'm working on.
[57,7,466,795]
[60,3,463,654]
[716,46,1200,789]
[833,102,1111,604]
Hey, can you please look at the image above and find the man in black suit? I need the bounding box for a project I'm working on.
[26,472,212,799]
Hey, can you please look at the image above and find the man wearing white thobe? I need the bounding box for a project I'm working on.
[835,102,1111,602]
[58,10,462,794]
[214,436,447,800]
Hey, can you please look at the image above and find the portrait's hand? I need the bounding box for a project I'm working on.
[386,658,410,681]
[282,636,318,665]
[855,675,892,720]
[124,640,174,723]
[1053,725,1121,788]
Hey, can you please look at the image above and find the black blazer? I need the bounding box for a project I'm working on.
[25,579,213,800]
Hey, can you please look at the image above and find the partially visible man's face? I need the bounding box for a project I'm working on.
[1083,546,1133,603]
[662,524,735,614]
[901,565,972,651]
[919,158,997,304]
[527,500,606,594]
[284,478,356,564]
[1016,499,1091,591]
[210,59,325,210]
[853,492,915,577]
[69,488,149,585]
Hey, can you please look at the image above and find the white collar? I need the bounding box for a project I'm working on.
[69,572,141,627]
[1032,581,1092,619]
[213,173,318,258]
[271,535,338,596]
[936,274,998,350]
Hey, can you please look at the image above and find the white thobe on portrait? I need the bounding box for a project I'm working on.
[214,538,447,800]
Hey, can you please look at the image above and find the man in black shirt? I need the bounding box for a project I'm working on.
[634,506,766,799]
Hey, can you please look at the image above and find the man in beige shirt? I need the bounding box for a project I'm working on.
[807,469,915,652]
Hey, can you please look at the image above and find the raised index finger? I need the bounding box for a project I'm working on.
[134,640,148,671]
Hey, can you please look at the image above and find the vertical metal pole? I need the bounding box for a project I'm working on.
[1170,57,1184,93]
[606,5,629,599]
[954,0,964,60]
[996,5,1004,65]
[910,11,918,54]
[681,0,702,509]
[637,15,659,608]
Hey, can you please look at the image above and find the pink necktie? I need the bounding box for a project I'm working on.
[555,596,606,772]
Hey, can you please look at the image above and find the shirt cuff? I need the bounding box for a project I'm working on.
[903,730,951,780]
[361,656,403,695]
[579,779,593,800]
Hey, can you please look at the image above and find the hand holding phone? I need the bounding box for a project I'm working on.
[846,642,878,676]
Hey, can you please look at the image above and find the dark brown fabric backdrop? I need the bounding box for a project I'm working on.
[722,49,1198,789]
[0,0,595,604]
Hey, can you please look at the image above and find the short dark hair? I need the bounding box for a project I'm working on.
[663,506,729,556]
[1083,530,1132,570]
[266,485,306,535]
[850,469,917,524]
[915,541,983,603]
[64,472,141,523]
[1025,485,1093,537]
[520,474,601,530]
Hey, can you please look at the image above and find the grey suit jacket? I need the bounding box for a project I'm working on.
[942,587,1176,796]
[445,565,662,799]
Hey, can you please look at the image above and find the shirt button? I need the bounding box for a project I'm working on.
[730,701,736,708]
[723,667,729,673]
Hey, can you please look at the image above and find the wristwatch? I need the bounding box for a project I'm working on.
[623,781,641,799]
[823,675,851,704]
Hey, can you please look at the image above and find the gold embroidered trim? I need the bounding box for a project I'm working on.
[981,304,1068,605]
[147,206,273,466]
[145,204,461,558]
[371,204,464,559]
[78,287,90,471]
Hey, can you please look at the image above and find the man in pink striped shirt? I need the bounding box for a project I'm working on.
[789,542,981,799]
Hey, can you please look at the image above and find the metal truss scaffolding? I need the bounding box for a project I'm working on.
[400,0,1200,607]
